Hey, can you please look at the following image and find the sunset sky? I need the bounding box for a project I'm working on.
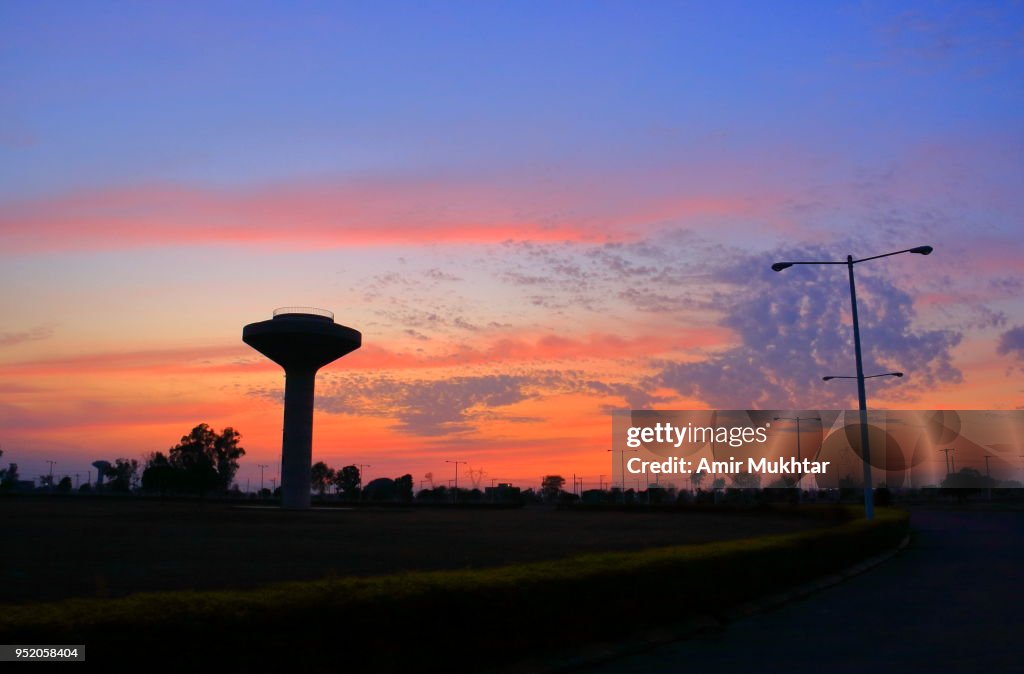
[2,1,1022,490]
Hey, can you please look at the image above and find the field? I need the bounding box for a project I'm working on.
[0,496,831,604]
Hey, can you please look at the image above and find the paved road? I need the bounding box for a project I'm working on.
[591,508,1024,674]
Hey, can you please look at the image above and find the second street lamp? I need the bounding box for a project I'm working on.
[772,245,932,520]
[773,415,821,503]
[607,448,638,500]
[445,460,466,502]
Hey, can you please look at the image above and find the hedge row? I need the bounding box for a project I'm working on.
[0,507,908,672]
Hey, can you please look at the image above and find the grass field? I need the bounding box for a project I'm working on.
[0,496,832,604]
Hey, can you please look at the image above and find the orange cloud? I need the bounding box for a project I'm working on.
[1,327,730,379]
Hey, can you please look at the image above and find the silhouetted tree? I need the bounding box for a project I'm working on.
[334,465,361,499]
[166,424,246,496]
[394,474,413,502]
[141,452,177,494]
[731,471,761,489]
[57,476,72,492]
[541,475,565,502]
[941,467,992,489]
[311,461,335,496]
[364,477,396,501]
[105,458,139,492]
[690,470,706,491]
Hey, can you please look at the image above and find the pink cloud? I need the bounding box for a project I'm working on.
[0,179,764,253]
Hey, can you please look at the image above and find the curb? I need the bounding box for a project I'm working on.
[488,533,911,674]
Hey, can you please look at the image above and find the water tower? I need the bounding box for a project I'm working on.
[243,307,361,509]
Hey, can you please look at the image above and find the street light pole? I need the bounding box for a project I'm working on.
[846,255,876,520]
[773,416,821,503]
[772,245,932,521]
[445,460,466,502]
[607,448,638,501]
[257,464,269,494]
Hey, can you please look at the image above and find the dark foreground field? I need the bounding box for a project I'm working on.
[1,496,830,604]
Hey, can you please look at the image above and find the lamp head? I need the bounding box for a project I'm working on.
[893,371,904,377]
[822,376,834,381]
[771,262,793,272]
[910,246,933,255]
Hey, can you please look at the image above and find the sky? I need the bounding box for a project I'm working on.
[1,1,1023,490]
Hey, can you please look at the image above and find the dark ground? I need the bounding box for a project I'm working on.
[591,505,1024,674]
[0,497,830,604]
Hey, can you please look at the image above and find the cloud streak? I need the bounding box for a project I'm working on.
[0,325,55,348]
[0,179,762,254]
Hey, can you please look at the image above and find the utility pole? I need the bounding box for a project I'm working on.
[257,464,269,493]
[445,460,466,502]
[46,460,56,483]
[939,448,955,477]
[984,455,992,501]
[358,464,371,499]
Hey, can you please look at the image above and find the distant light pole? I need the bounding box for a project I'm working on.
[445,460,466,502]
[46,460,56,484]
[607,448,639,500]
[257,464,269,494]
[773,245,933,520]
[822,373,903,489]
[599,474,606,491]
[773,416,822,503]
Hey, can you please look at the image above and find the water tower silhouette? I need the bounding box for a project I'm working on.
[243,307,361,509]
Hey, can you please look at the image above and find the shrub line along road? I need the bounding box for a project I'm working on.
[588,507,1024,674]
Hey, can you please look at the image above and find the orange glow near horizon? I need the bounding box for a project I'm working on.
[1,179,1021,488]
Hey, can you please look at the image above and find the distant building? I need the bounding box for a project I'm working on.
[484,483,520,503]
